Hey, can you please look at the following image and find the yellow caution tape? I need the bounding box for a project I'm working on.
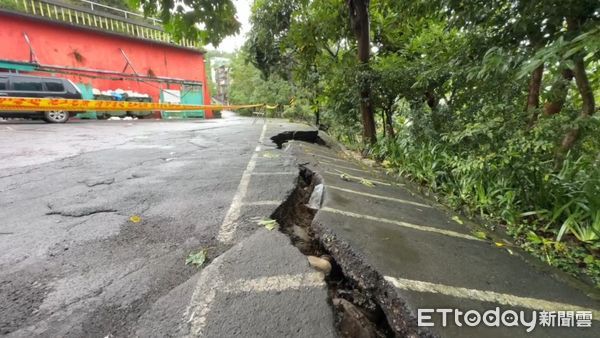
[0,97,265,112]
[265,104,279,110]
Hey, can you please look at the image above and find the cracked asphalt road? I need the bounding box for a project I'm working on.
[0,115,311,337]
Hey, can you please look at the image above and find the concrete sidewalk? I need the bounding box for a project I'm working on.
[289,139,600,338]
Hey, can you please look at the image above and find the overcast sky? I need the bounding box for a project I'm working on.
[206,0,252,53]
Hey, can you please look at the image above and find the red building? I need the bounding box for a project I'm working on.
[0,0,212,118]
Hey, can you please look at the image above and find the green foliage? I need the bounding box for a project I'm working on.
[228,52,293,108]
[132,0,240,45]
[239,0,600,286]
[0,0,20,10]
[186,249,207,268]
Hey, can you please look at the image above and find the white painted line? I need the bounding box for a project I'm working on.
[325,170,398,187]
[321,207,481,241]
[224,272,325,293]
[217,123,268,243]
[251,172,296,176]
[310,152,348,162]
[243,201,281,206]
[187,271,324,336]
[318,160,370,173]
[188,289,216,336]
[186,265,223,337]
[328,185,432,208]
[384,276,600,320]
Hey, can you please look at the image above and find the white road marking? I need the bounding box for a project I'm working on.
[327,185,432,208]
[321,207,481,241]
[186,264,223,337]
[217,123,268,243]
[187,271,325,335]
[251,172,296,176]
[325,170,397,186]
[384,276,600,320]
[243,201,281,206]
[188,289,216,336]
[317,159,370,173]
[309,152,348,162]
[224,272,325,293]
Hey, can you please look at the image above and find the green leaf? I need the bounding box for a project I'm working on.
[258,218,278,230]
[186,249,207,268]
[472,230,489,240]
[129,215,142,223]
[360,178,375,187]
[452,216,464,225]
[584,255,596,265]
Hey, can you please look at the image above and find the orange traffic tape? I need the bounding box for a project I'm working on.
[0,97,265,112]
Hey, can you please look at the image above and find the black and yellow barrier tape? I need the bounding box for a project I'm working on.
[0,97,266,112]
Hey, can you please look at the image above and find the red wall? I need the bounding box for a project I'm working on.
[0,13,212,118]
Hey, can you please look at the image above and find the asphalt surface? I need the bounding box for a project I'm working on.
[290,140,600,338]
[4,114,598,338]
[0,115,334,337]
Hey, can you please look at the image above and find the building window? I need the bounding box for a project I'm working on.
[0,79,7,90]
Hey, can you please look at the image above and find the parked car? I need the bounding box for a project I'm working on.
[0,73,82,123]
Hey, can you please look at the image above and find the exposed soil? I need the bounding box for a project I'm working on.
[271,165,397,338]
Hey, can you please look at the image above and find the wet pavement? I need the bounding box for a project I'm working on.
[290,139,600,338]
[0,116,335,337]
[2,114,599,337]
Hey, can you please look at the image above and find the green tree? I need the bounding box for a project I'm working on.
[228,52,293,108]
[131,0,240,45]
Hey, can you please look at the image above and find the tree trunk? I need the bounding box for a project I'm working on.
[559,17,596,153]
[425,91,442,132]
[525,64,544,127]
[560,55,595,151]
[543,67,574,116]
[554,17,595,168]
[381,110,386,137]
[348,0,376,145]
[425,91,438,111]
[385,109,395,138]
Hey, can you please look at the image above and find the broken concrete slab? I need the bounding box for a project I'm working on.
[289,141,600,338]
[137,230,335,337]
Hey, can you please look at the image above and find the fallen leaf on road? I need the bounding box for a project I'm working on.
[451,216,464,224]
[472,230,489,240]
[186,249,207,268]
[129,215,142,223]
[258,218,278,230]
[494,242,505,247]
[360,178,375,187]
[333,169,392,186]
